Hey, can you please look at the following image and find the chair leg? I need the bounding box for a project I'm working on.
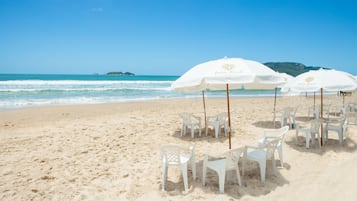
[191,159,196,180]
[162,164,167,191]
[242,154,246,176]
[317,132,321,148]
[181,164,189,191]
[214,125,219,138]
[258,160,266,182]
[191,125,195,138]
[338,130,343,144]
[202,163,207,186]
[218,169,225,193]
[181,125,184,137]
[236,165,242,186]
[277,146,284,167]
[272,157,277,176]
[323,130,328,145]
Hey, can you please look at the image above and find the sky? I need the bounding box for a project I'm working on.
[0,0,356,76]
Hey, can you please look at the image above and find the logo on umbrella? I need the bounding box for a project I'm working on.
[222,64,235,72]
[305,77,314,83]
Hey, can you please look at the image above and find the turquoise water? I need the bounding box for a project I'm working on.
[0,74,276,110]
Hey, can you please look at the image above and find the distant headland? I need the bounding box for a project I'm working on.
[264,62,329,76]
[106,72,135,76]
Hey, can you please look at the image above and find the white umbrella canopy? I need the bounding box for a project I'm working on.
[279,72,294,85]
[172,57,285,149]
[172,57,285,92]
[281,69,357,93]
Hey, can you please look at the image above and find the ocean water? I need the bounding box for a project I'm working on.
[0,74,276,110]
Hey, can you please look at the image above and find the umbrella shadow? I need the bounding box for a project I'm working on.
[193,159,289,198]
[295,116,313,122]
[252,120,282,129]
[172,128,229,144]
[167,129,290,198]
[253,116,317,129]
[285,134,357,155]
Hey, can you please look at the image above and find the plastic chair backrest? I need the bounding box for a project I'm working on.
[180,113,193,124]
[265,138,280,158]
[224,147,243,170]
[310,119,322,133]
[217,112,228,124]
[161,145,194,166]
[263,126,289,143]
[161,145,182,165]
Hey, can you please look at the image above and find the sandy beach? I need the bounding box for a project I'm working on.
[1,95,357,201]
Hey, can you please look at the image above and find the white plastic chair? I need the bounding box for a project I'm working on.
[258,126,289,167]
[179,112,202,138]
[346,111,357,125]
[160,144,196,192]
[295,119,322,148]
[243,138,280,182]
[273,107,293,128]
[202,147,243,193]
[205,112,228,138]
[323,117,347,144]
[308,104,330,119]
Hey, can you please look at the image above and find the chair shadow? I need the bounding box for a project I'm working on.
[253,116,317,129]
[295,116,313,122]
[172,127,229,144]
[202,159,289,198]
[252,121,281,129]
[164,127,295,198]
[161,159,290,199]
[285,134,357,155]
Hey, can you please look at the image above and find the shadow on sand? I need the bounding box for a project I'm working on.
[163,127,290,199]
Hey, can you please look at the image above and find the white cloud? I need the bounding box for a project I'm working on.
[90,7,103,12]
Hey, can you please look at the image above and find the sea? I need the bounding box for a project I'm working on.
[0,74,277,111]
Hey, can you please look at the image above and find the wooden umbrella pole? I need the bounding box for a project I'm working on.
[320,88,323,146]
[314,92,315,111]
[202,91,207,129]
[273,88,277,127]
[226,84,232,149]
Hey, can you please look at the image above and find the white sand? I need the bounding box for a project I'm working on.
[1,95,357,201]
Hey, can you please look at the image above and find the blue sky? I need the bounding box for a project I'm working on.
[0,0,356,75]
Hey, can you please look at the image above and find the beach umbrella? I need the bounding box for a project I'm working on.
[172,57,285,149]
[281,69,356,93]
[281,69,357,145]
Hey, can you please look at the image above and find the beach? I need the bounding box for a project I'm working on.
[1,95,357,201]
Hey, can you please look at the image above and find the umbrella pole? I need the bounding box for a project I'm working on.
[226,84,232,149]
[343,93,345,107]
[314,92,315,111]
[202,91,207,129]
[273,87,277,128]
[320,88,323,146]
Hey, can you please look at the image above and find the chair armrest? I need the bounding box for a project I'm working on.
[205,152,223,159]
[244,145,262,153]
[264,136,280,141]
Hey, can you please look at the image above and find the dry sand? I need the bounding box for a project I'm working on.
[1,95,357,201]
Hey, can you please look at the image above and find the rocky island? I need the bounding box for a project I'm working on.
[106,72,135,76]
